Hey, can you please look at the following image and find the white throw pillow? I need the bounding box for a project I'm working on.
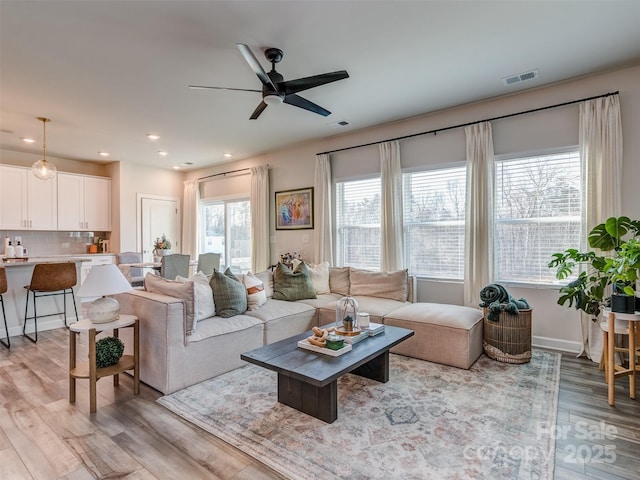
[176,271,216,323]
[307,262,331,294]
[243,272,267,311]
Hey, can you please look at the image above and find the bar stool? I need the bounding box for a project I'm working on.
[23,262,78,343]
[601,309,640,406]
[0,266,9,348]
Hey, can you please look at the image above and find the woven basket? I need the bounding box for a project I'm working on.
[483,307,532,364]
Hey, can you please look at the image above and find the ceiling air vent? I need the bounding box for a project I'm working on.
[502,69,539,87]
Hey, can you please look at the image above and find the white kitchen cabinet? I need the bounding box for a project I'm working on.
[57,173,111,231]
[0,165,57,230]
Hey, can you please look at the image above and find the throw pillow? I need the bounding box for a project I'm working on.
[254,270,274,298]
[243,272,267,311]
[349,268,409,302]
[144,273,197,335]
[272,262,316,301]
[175,271,216,321]
[329,266,350,296]
[306,261,331,294]
[209,268,248,318]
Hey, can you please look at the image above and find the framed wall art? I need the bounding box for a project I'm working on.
[275,187,314,230]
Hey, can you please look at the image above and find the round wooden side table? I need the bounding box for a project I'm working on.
[69,314,139,413]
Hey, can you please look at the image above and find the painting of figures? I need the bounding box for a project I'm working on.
[275,187,314,230]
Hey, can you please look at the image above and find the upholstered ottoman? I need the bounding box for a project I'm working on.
[383,303,484,369]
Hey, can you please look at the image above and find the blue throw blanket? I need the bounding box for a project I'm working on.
[479,283,530,321]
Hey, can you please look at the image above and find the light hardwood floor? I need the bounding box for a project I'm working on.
[0,329,638,479]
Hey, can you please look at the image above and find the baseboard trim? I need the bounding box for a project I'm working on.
[532,335,582,354]
[8,316,79,338]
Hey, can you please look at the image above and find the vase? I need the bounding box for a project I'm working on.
[156,249,171,257]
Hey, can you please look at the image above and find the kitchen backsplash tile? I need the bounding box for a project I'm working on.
[1,230,108,256]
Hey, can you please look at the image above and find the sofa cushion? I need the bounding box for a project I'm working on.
[245,298,315,322]
[176,271,216,322]
[243,272,267,311]
[329,267,350,296]
[317,296,409,326]
[187,314,263,343]
[272,262,316,301]
[295,293,343,309]
[209,268,247,318]
[349,268,408,302]
[144,273,197,335]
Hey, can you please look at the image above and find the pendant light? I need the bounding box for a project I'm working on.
[31,116,57,180]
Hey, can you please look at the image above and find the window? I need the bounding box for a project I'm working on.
[201,198,251,274]
[402,166,466,279]
[494,148,581,284]
[336,177,381,269]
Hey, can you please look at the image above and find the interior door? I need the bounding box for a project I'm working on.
[141,197,179,262]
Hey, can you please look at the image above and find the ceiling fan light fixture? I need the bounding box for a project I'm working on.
[31,117,56,180]
[263,94,283,106]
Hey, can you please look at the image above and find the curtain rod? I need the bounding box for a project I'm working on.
[198,164,269,182]
[316,91,619,156]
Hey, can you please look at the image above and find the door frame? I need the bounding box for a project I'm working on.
[136,193,181,258]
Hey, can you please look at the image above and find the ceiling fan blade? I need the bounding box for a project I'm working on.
[189,85,261,93]
[283,94,331,117]
[281,70,349,95]
[250,101,268,120]
[236,43,277,91]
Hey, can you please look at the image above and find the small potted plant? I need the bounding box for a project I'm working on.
[549,216,640,319]
[153,234,172,257]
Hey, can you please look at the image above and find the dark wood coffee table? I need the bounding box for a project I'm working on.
[240,325,414,423]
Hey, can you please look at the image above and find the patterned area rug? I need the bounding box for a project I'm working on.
[158,351,560,480]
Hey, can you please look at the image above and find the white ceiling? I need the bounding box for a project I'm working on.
[1,1,640,171]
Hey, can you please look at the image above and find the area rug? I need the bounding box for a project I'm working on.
[158,351,560,480]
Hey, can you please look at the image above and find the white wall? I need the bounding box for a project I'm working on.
[186,64,640,353]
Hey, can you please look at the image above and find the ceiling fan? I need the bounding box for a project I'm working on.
[189,43,349,120]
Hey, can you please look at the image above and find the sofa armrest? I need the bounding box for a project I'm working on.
[114,290,187,393]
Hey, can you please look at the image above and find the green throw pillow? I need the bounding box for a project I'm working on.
[272,262,316,301]
[209,268,247,318]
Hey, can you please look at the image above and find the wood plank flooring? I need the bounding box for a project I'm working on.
[0,329,638,479]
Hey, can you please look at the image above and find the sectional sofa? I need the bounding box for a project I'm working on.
[115,266,483,394]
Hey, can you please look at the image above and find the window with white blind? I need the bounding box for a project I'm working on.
[494,148,582,284]
[402,166,466,279]
[336,177,381,270]
[201,198,251,274]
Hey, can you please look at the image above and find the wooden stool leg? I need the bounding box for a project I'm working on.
[601,330,608,381]
[630,322,636,399]
[608,312,616,406]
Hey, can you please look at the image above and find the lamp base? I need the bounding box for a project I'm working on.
[86,296,120,323]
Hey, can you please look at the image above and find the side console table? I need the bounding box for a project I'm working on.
[69,314,139,413]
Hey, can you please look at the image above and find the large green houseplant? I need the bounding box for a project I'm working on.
[548,216,640,320]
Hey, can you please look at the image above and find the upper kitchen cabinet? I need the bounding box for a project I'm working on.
[57,173,111,231]
[0,165,58,230]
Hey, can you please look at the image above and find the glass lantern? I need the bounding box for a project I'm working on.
[336,296,359,334]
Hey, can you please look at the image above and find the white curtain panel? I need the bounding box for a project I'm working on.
[380,141,404,271]
[464,122,495,308]
[182,179,200,260]
[314,154,334,265]
[579,94,623,361]
[250,165,270,273]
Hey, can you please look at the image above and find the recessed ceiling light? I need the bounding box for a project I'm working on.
[158,150,168,156]
[147,134,160,140]
[22,137,35,143]
[98,151,110,157]
[223,153,233,158]
[172,165,180,170]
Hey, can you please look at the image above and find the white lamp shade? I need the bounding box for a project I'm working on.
[77,264,133,298]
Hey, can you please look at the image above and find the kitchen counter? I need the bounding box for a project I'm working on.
[0,254,116,338]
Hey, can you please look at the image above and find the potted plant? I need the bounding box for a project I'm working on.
[153,234,172,256]
[549,216,640,319]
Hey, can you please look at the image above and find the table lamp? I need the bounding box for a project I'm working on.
[76,264,133,323]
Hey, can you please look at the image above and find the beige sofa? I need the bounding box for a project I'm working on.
[115,267,416,394]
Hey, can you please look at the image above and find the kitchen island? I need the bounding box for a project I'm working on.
[0,256,100,339]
